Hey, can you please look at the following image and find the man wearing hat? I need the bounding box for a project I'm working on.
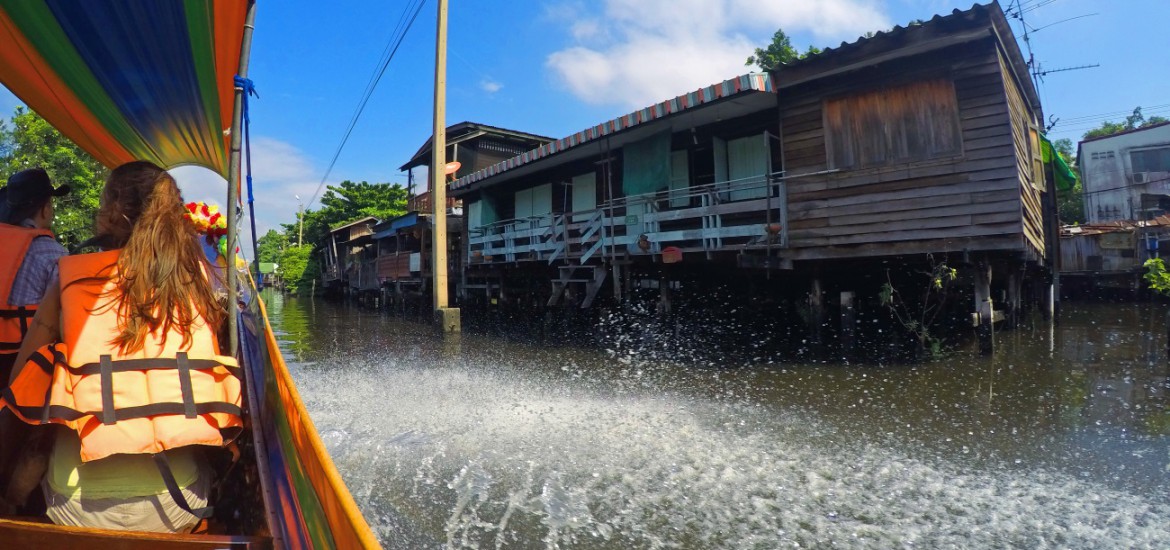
[0,168,70,383]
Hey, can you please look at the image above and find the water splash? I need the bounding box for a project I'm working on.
[292,354,1170,549]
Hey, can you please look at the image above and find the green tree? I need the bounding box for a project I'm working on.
[277,244,319,295]
[880,259,959,359]
[1143,258,1170,297]
[281,180,407,246]
[746,29,821,71]
[1083,106,1170,140]
[0,107,107,247]
[257,229,286,264]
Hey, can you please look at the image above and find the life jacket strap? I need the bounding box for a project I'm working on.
[0,306,35,320]
[0,306,34,353]
[176,353,197,419]
[68,357,242,379]
[153,452,214,520]
[4,345,244,425]
[100,355,115,425]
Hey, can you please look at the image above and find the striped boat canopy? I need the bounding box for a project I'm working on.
[453,73,773,190]
[0,0,247,177]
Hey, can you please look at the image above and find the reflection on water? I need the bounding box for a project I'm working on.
[264,291,1170,549]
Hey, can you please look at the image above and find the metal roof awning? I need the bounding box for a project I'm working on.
[451,73,774,193]
[372,212,423,240]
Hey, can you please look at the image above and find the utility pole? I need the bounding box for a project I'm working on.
[295,194,304,246]
[431,0,459,332]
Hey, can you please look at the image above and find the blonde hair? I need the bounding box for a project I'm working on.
[91,161,225,354]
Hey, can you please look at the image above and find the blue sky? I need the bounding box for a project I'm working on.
[2,0,1167,245]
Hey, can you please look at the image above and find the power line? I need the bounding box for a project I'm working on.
[1053,103,1170,125]
[306,0,428,211]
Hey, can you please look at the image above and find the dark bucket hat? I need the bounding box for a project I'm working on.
[0,168,70,223]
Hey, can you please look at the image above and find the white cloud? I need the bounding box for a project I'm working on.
[545,0,891,108]
[570,19,605,41]
[172,136,325,256]
[480,79,503,94]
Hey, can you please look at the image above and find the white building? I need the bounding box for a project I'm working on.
[1079,122,1170,223]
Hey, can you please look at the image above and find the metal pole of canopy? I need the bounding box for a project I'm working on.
[226,0,258,356]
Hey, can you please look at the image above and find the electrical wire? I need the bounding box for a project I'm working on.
[305,0,428,210]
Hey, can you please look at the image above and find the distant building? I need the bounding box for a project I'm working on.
[320,216,377,294]
[1078,122,1170,223]
[382,122,550,309]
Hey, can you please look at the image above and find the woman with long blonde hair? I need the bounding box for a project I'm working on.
[2,161,242,533]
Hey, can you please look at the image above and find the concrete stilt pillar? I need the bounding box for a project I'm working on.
[1041,281,1055,321]
[840,290,856,360]
[974,264,994,355]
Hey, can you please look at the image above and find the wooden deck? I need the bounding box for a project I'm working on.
[467,173,793,266]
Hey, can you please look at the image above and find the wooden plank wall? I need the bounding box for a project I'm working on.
[780,41,1027,261]
[998,51,1047,259]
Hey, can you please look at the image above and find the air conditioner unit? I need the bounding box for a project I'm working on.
[1133,172,1150,184]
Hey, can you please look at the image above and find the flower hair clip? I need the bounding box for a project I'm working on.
[184,201,228,239]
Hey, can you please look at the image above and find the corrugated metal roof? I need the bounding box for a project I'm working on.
[1062,215,1170,237]
[400,121,555,171]
[328,216,378,233]
[372,212,423,240]
[775,2,1037,113]
[781,3,991,70]
[451,73,773,190]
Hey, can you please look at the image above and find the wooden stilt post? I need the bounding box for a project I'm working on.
[1007,270,1022,329]
[974,263,994,355]
[658,278,672,316]
[840,290,856,360]
[809,277,825,349]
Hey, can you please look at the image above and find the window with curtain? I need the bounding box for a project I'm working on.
[726,135,768,201]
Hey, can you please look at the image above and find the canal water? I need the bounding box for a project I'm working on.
[265,293,1170,549]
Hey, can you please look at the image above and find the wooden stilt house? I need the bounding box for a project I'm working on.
[449,2,1057,343]
[319,216,377,295]
[382,122,553,309]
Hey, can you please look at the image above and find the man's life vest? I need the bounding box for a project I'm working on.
[2,250,243,463]
[0,223,54,379]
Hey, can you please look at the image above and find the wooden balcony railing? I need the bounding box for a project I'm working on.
[408,191,460,213]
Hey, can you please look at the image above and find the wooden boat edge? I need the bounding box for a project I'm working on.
[0,517,272,549]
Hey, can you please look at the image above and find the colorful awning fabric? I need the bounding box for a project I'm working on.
[0,0,246,177]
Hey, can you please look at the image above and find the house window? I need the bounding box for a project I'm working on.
[1029,125,1045,190]
[467,200,483,229]
[513,183,552,229]
[824,78,962,169]
[1131,147,1170,174]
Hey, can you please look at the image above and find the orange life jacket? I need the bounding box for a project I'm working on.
[2,250,243,463]
[0,223,54,368]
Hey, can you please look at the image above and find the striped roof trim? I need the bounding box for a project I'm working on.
[453,72,773,189]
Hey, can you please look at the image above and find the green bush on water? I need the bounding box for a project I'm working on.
[278,244,319,295]
[1143,258,1170,296]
